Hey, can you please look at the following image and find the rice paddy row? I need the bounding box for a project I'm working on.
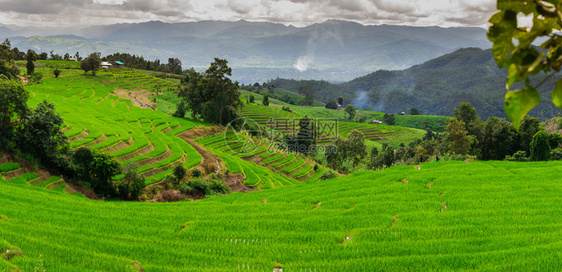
[1,160,561,271]
[240,103,425,146]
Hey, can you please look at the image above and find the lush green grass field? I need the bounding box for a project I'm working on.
[1,160,561,271]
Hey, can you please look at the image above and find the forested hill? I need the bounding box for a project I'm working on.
[269,47,562,120]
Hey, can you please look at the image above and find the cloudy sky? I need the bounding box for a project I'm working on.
[0,0,497,28]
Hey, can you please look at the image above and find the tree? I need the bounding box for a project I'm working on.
[454,102,484,140]
[0,80,29,148]
[38,52,48,60]
[286,115,316,155]
[517,116,542,155]
[0,59,18,79]
[446,118,473,155]
[25,49,36,75]
[167,57,182,75]
[178,58,241,126]
[410,107,420,115]
[173,165,187,183]
[338,96,344,106]
[344,104,356,120]
[328,129,367,173]
[488,1,562,130]
[383,113,395,125]
[53,68,61,78]
[481,117,517,160]
[530,130,551,161]
[262,94,270,106]
[74,51,81,61]
[89,152,121,197]
[81,52,101,76]
[325,100,338,109]
[15,100,68,168]
[249,94,255,103]
[298,85,316,106]
[0,39,12,62]
[117,163,146,200]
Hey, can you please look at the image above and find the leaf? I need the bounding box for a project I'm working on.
[504,87,541,131]
[552,79,562,110]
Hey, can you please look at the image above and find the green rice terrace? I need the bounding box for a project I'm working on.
[240,103,425,147]
[1,160,561,271]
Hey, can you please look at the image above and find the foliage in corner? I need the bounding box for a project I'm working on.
[488,0,562,130]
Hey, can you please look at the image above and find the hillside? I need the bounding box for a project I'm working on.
[270,48,562,120]
[1,160,561,271]
[2,20,491,83]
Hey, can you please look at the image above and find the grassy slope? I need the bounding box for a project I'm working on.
[1,160,561,271]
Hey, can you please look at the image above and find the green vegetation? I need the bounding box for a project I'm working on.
[1,160,562,270]
[488,0,562,130]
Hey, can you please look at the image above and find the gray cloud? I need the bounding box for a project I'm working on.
[0,0,497,28]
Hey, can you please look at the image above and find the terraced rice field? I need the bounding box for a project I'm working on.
[25,70,201,184]
[197,133,325,189]
[1,160,561,271]
[241,104,425,145]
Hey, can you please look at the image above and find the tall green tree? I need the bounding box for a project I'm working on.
[287,115,316,155]
[344,104,356,120]
[25,49,36,75]
[0,80,29,148]
[383,113,395,125]
[178,58,241,126]
[530,130,551,161]
[81,52,101,76]
[262,94,270,106]
[15,100,68,168]
[481,117,517,160]
[488,1,562,130]
[298,85,316,106]
[328,129,367,173]
[445,118,473,155]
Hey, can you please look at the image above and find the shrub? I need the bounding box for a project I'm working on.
[155,190,184,202]
[53,68,61,78]
[320,170,338,180]
[191,168,202,177]
[325,100,338,109]
[209,179,230,195]
[249,94,255,103]
[313,164,319,172]
[505,150,530,162]
[530,130,550,161]
[262,94,269,106]
[203,161,217,175]
[29,72,43,84]
[189,178,210,195]
[173,165,187,183]
[550,148,562,160]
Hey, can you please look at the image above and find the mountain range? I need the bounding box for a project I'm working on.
[0,20,491,83]
[269,48,562,121]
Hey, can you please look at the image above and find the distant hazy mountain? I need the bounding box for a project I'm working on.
[270,48,562,120]
[1,20,491,83]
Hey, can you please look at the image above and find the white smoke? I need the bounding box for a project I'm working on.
[294,55,313,72]
[293,21,344,72]
[351,90,371,110]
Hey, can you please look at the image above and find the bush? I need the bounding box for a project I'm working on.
[320,170,338,180]
[325,100,338,109]
[505,150,530,162]
[262,94,269,106]
[191,168,202,177]
[173,165,187,183]
[29,72,43,85]
[53,68,61,78]
[550,148,562,160]
[313,164,319,172]
[282,106,292,112]
[209,179,230,195]
[189,178,210,195]
[203,161,217,174]
[249,94,255,103]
